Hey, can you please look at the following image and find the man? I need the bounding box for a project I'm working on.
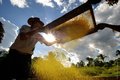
[2,17,56,80]
[0,21,5,43]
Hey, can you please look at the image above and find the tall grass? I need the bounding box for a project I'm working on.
[32,52,120,80]
[32,52,94,80]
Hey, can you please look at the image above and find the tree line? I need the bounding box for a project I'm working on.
[73,50,120,68]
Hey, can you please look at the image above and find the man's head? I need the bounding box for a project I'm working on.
[27,17,44,29]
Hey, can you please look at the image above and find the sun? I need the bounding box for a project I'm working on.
[41,33,56,43]
[89,43,95,49]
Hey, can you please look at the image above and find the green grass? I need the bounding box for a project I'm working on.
[77,67,105,76]
[32,58,120,80]
[76,66,120,77]
[32,58,93,80]
[99,66,120,77]
[31,53,120,80]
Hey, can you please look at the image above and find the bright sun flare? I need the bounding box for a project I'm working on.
[42,33,56,43]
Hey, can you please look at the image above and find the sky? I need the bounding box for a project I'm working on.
[0,0,120,64]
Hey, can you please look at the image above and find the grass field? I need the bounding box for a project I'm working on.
[31,55,120,80]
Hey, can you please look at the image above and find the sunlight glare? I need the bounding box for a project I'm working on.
[42,33,56,43]
[89,43,95,49]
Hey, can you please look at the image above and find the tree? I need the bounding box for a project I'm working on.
[97,54,107,62]
[76,60,85,67]
[94,58,103,67]
[0,50,8,76]
[114,58,120,66]
[116,50,120,58]
[0,50,8,63]
[104,60,114,67]
[94,54,107,67]
[106,0,119,6]
[114,50,120,66]
[88,0,101,4]
[0,22,5,43]
[0,50,8,62]
[86,57,94,67]
[88,0,119,5]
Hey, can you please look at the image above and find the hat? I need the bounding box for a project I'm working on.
[27,17,44,26]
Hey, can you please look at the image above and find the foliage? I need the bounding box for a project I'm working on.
[99,66,120,77]
[76,60,85,67]
[88,0,119,6]
[0,49,120,80]
[114,58,120,66]
[0,21,5,43]
[106,0,119,6]
[32,52,93,80]
[0,50,8,63]
[86,57,94,67]
[116,50,120,57]
[31,50,120,80]
[78,67,104,76]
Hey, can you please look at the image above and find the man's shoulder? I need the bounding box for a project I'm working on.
[20,25,30,33]
[21,25,30,29]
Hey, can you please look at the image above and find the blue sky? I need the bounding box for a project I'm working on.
[0,0,83,26]
[0,0,86,57]
[0,0,120,64]
[0,0,60,26]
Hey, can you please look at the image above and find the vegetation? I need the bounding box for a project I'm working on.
[0,49,120,80]
[32,52,93,80]
[0,50,8,63]
[105,0,119,6]
[31,50,120,80]
[0,1,120,79]
[88,0,119,6]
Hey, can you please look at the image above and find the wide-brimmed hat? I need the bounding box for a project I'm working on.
[27,17,44,26]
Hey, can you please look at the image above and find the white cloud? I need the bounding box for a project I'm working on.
[34,0,79,13]
[0,0,2,4]
[60,0,77,13]
[10,0,29,8]
[61,5,68,13]
[23,1,120,64]
[53,0,63,6]
[35,0,54,8]
[79,0,87,3]
[94,0,120,25]
[31,0,120,63]
[60,0,88,13]
[69,0,76,4]
[59,0,120,61]
[0,17,19,50]
[34,0,81,13]
[55,0,120,60]
[61,28,119,61]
